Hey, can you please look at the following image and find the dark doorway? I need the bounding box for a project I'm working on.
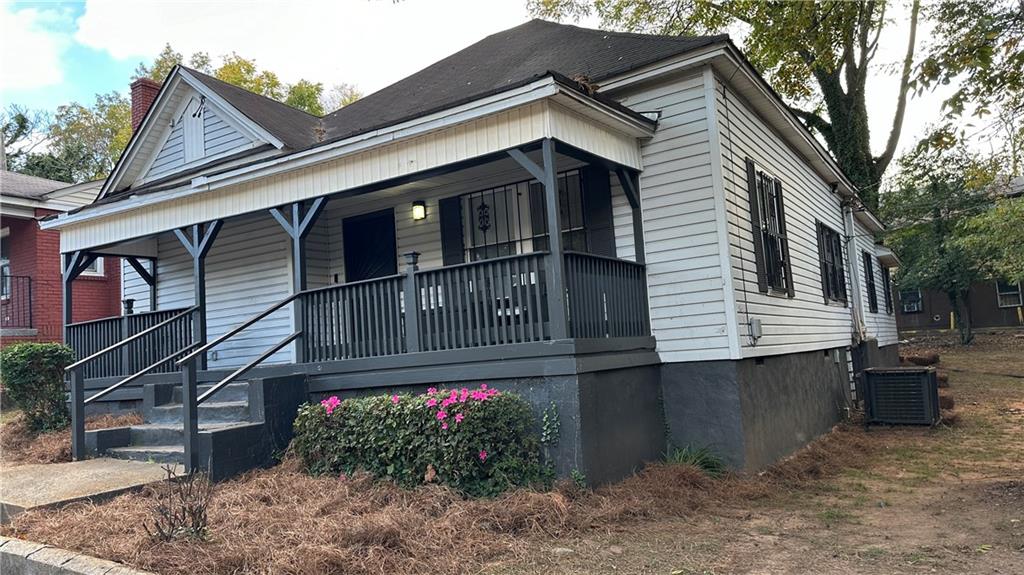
[342,209,397,282]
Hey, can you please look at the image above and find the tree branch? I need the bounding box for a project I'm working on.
[876,0,920,175]
[788,105,836,149]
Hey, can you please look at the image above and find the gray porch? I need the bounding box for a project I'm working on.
[62,138,660,479]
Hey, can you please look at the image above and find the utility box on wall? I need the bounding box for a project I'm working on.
[862,367,940,426]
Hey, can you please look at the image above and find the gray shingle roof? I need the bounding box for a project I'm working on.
[0,170,69,200]
[185,19,723,151]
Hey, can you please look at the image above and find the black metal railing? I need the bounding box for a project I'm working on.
[301,274,405,362]
[414,252,549,351]
[66,308,193,379]
[1,275,33,329]
[564,251,650,338]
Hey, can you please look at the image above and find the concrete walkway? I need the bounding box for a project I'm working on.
[1,458,180,524]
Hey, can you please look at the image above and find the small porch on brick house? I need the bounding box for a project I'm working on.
[63,138,658,478]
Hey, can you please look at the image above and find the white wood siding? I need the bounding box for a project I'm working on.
[145,101,253,181]
[855,218,899,347]
[121,260,153,312]
[613,70,733,362]
[142,212,293,369]
[713,74,854,357]
[147,122,185,178]
[203,108,249,157]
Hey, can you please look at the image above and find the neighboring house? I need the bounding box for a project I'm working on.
[43,20,897,481]
[897,281,1024,332]
[0,171,115,345]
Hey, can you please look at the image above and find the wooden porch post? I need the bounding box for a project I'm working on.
[402,252,421,352]
[63,249,97,461]
[508,138,568,339]
[269,197,327,364]
[173,221,223,369]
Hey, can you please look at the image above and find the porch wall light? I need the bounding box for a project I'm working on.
[412,200,427,221]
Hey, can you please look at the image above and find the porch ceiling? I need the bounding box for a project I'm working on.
[52,86,649,253]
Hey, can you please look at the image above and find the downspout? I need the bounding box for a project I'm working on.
[842,195,867,344]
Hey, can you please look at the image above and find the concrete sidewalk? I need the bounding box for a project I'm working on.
[1,458,180,524]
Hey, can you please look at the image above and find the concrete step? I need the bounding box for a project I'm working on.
[128,423,247,446]
[147,401,250,425]
[105,445,184,465]
[170,382,250,404]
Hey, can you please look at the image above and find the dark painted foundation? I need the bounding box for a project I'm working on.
[661,347,851,470]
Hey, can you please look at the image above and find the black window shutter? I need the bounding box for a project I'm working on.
[774,178,795,297]
[745,158,768,293]
[581,164,615,257]
[439,196,465,266]
[816,222,829,303]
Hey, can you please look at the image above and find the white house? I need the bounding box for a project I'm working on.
[44,20,898,481]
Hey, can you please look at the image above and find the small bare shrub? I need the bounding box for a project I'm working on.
[144,465,214,542]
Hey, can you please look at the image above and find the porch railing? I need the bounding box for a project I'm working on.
[301,274,406,362]
[415,252,549,351]
[564,251,650,339]
[1,275,33,329]
[65,308,193,379]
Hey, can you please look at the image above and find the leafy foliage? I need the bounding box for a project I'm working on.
[528,0,921,209]
[665,445,726,477]
[957,195,1024,285]
[881,145,999,343]
[0,343,75,431]
[292,385,550,497]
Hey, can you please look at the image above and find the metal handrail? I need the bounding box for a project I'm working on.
[85,342,200,405]
[65,306,198,372]
[197,331,300,405]
[176,294,300,366]
[65,306,192,328]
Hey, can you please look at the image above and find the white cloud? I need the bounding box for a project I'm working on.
[73,0,533,95]
[0,4,71,92]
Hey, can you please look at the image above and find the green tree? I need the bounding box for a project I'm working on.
[285,79,325,116]
[1,105,51,171]
[881,145,998,344]
[214,53,285,99]
[133,43,212,82]
[957,195,1024,285]
[529,0,921,210]
[323,83,363,113]
[46,91,132,182]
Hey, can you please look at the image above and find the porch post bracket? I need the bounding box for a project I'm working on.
[402,252,421,353]
[616,168,646,265]
[125,256,155,286]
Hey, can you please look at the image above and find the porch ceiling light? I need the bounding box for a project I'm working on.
[412,200,427,221]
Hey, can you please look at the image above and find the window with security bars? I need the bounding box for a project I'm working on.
[996,281,1022,308]
[881,266,894,314]
[816,222,846,304]
[863,251,878,313]
[460,170,586,261]
[745,159,793,296]
[900,289,922,313]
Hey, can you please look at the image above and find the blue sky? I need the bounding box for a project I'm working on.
[1,0,952,158]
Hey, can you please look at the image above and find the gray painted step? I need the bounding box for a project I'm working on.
[128,423,247,446]
[148,401,250,425]
[106,445,184,465]
[170,382,249,404]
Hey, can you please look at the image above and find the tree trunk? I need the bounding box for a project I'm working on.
[949,288,974,345]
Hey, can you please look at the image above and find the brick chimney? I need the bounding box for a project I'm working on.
[130,78,161,133]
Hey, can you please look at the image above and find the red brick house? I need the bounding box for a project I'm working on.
[1,171,119,346]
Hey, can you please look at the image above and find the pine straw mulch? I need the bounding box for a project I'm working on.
[1,422,876,575]
[0,412,143,465]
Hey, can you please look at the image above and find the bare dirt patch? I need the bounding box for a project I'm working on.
[2,333,1022,574]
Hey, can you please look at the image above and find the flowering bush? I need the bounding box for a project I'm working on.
[292,385,548,496]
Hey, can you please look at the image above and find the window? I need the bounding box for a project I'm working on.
[815,222,846,304]
[79,257,104,276]
[900,289,922,313]
[459,170,586,261]
[745,159,793,296]
[0,228,9,299]
[996,281,1022,308]
[862,251,878,313]
[881,266,894,314]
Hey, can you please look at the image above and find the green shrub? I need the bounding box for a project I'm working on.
[0,343,75,431]
[293,385,549,497]
[665,445,726,477]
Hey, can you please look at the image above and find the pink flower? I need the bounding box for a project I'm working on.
[441,422,449,430]
[320,395,341,415]
[478,450,488,462]
[436,410,447,420]
[426,398,438,407]
[391,394,400,404]
[454,413,464,424]
[480,384,488,390]
[427,387,437,395]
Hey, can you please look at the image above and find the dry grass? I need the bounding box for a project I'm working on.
[0,412,142,465]
[1,420,876,575]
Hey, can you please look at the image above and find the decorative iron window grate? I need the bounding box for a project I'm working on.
[863,251,878,313]
[745,158,793,297]
[881,266,894,314]
[816,222,847,304]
